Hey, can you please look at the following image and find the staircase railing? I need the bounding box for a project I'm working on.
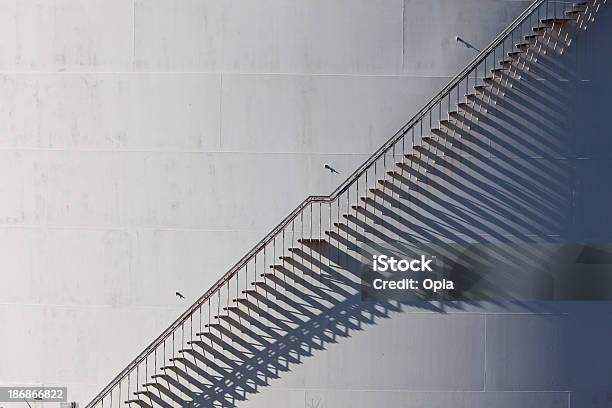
[86,1,605,407]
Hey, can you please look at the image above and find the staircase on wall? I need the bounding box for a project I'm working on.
[85,1,607,407]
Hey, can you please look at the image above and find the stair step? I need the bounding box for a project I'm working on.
[532,26,548,33]
[242,288,259,294]
[565,10,582,17]
[332,223,349,232]
[432,126,455,137]
[572,3,589,10]
[250,281,268,287]
[297,238,327,244]
[541,18,574,25]
[466,93,491,105]
[507,51,523,58]
[516,42,531,49]
[223,305,240,311]
[395,160,411,168]
[125,400,148,405]
[525,34,540,41]
[260,271,276,278]
[421,135,435,144]
[491,67,507,74]
[388,167,420,181]
[360,196,378,203]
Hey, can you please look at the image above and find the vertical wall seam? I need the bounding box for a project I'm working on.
[132,0,136,72]
[218,73,224,149]
[401,0,405,72]
[483,313,487,391]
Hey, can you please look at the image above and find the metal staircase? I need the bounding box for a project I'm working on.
[86,1,607,407]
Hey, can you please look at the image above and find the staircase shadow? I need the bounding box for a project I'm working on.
[121,9,612,408]
[184,243,444,407]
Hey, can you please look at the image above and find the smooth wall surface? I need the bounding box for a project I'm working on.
[0,0,544,405]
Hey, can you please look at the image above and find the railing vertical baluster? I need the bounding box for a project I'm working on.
[310,202,313,272]
[337,199,341,267]
[484,53,487,77]
[365,167,368,217]
[227,274,231,315]
[420,117,423,140]
[300,210,303,275]
[374,151,377,213]
[263,246,267,301]
[272,237,276,291]
[328,202,331,269]
[456,81,459,106]
[284,227,288,292]
[319,202,322,278]
[383,148,387,212]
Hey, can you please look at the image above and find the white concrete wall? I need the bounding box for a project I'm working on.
[0,0,533,405]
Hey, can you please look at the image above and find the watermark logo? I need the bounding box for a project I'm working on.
[363,249,455,301]
[360,240,612,302]
[372,254,434,272]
